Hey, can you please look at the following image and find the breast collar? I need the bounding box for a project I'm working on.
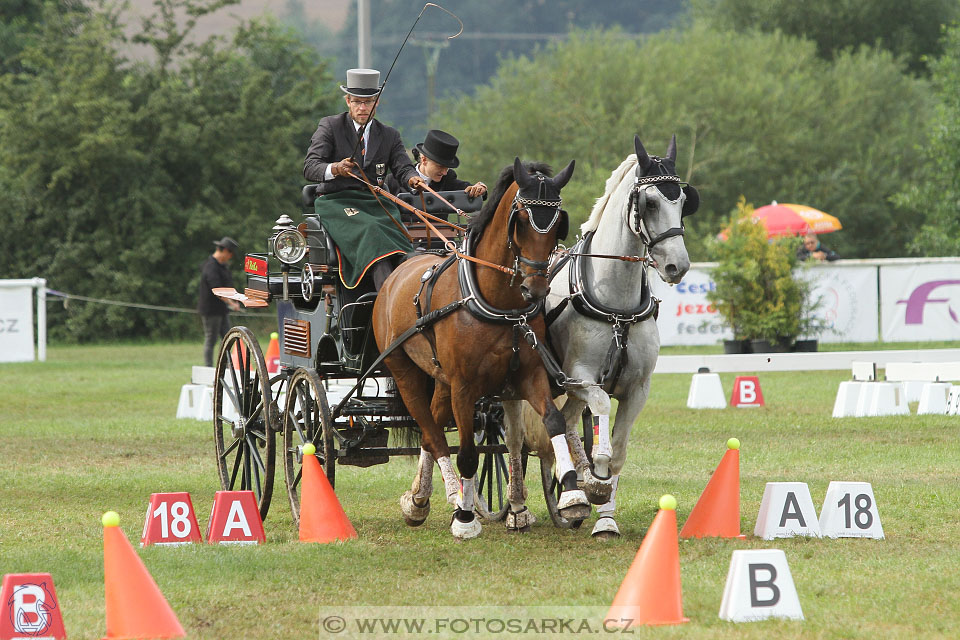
[458,230,543,324]
[564,231,657,324]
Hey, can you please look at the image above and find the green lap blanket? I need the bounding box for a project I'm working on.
[313,191,412,289]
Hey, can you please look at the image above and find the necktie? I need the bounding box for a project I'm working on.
[359,132,365,162]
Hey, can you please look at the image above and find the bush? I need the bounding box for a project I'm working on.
[707,197,820,343]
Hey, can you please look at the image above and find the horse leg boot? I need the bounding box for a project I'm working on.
[591,474,621,539]
[502,400,535,532]
[575,386,615,505]
[447,394,482,539]
[545,407,591,520]
[400,448,434,526]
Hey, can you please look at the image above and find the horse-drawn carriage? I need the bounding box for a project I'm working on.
[212,137,696,539]
[210,182,574,528]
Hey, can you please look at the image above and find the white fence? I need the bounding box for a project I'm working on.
[0,278,46,362]
[650,258,960,346]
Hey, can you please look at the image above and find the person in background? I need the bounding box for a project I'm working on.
[198,236,240,367]
[386,129,487,199]
[797,230,840,261]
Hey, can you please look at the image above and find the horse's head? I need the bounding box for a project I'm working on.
[510,156,575,302]
[630,134,695,284]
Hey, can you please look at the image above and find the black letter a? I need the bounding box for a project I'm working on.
[778,492,806,527]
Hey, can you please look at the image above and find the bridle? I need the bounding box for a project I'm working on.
[628,162,690,250]
[505,175,569,285]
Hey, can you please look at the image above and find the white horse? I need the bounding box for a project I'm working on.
[501,135,696,537]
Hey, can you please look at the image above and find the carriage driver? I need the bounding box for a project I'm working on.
[303,68,427,290]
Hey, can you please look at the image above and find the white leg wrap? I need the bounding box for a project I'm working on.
[458,476,476,512]
[437,456,459,506]
[411,448,434,500]
[595,474,620,516]
[592,414,612,478]
[550,434,576,481]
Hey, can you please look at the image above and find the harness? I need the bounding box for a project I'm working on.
[545,232,659,393]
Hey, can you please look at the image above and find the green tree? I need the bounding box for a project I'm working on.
[897,23,960,256]
[691,0,960,75]
[435,25,932,259]
[0,1,337,341]
[0,0,85,74]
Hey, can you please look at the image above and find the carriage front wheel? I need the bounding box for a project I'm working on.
[282,367,336,528]
[213,326,276,520]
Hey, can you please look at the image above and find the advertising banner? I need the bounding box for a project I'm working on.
[651,267,729,345]
[803,265,878,343]
[880,263,960,342]
[651,264,879,346]
[0,285,35,362]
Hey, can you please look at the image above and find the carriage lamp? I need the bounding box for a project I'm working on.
[274,228,307,265]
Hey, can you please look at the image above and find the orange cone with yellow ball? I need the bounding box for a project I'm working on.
[101,511,185,639]
[298,443,358,543]
[680,438,745,539]
[606,495,689,628]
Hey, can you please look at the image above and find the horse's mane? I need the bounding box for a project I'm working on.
[468,161,554,236]
[581,155,637,234]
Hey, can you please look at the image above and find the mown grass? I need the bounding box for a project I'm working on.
[1,343,958,638]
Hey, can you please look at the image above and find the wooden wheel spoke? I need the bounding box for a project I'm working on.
[292,467,302,491]
[229,442,243,488]
[220,437,240,460]
[247,435,267,473]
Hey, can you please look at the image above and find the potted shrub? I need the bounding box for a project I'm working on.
[707,198,822,352]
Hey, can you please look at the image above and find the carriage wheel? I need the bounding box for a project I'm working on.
[540,455,585,530]
[282,368,335,528]
[213,326,275,521]
[474,419,511,522]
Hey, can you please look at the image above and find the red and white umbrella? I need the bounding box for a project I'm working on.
[718,201,842,240]
[753,202,842,237]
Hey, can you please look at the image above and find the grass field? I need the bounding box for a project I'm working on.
[1,342,959,638]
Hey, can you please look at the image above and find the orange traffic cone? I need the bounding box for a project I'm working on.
[101,511,185,639]
[230,338,248,370]
[265,331,280,374]
[606,495,689,628]
[299,444,357,543]
[680,438,744,539]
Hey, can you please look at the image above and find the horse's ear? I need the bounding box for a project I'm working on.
[634,135,652,172]
[513,157,533,189]
[552,160,576,191]
[666,134,677,163]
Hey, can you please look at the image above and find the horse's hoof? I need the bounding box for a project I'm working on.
[450,508,481,540]
[591,516,620,539]
[583,469,614,505]
[400,491,430,526]
[558,489,591,520]
[506,507,536,533]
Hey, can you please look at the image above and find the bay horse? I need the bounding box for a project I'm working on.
[372,158,587,539]
[503,135,696,537]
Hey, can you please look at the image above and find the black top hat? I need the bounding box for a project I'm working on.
[213,236,239,253]
[415,129,460,169]
[340,68,382,97]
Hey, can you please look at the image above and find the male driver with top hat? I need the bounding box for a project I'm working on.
[304,68,424,194]
[386,129,487,199]
[198,236,240,367]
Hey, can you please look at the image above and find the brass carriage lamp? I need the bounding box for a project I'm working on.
[272,214,307,301]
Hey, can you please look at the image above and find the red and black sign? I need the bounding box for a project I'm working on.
[244,256,267,276]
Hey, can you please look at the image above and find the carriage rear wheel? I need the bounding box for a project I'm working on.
[213,326,275,521]
[540,455,585,530]
[282,367,336,528]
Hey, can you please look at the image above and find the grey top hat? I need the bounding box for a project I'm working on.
[340,68,382,97]
[213,236,239,253]
[416,129,460,169]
